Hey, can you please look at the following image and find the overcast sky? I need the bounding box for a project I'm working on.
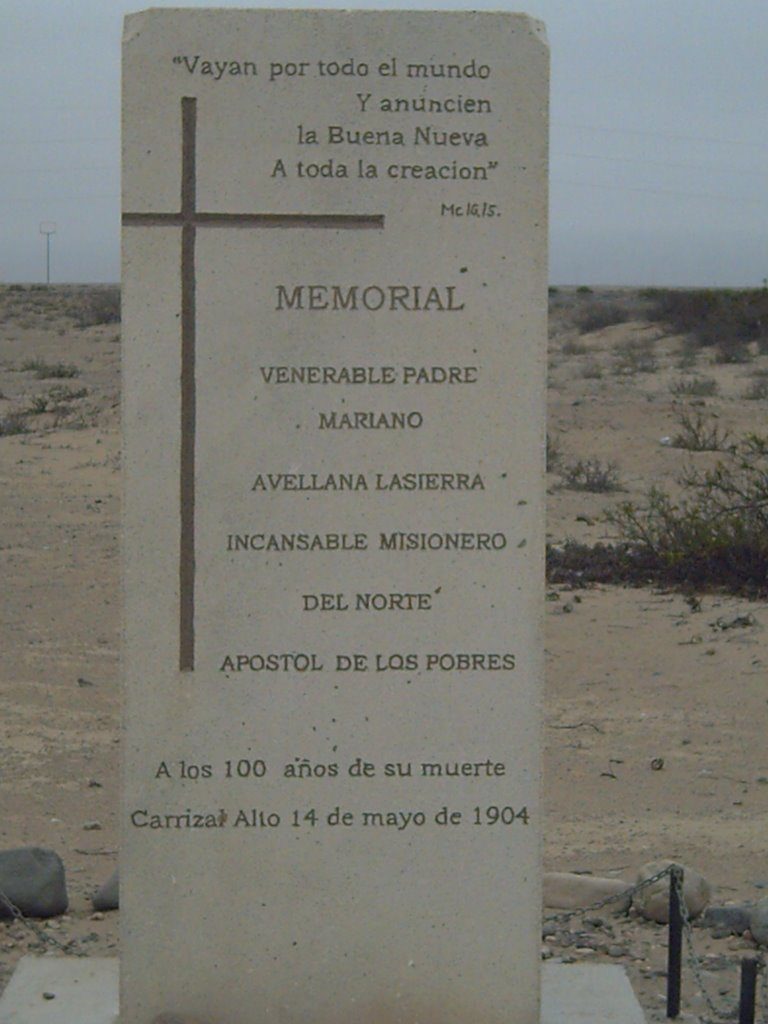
[2,0,766,285]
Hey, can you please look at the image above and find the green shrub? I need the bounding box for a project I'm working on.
[548,432,768,596]
[605,434,768,594]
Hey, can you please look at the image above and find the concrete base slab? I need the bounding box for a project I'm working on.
[0,957,118,1024]
[0,957,645,1023]
[542,962,647,1023]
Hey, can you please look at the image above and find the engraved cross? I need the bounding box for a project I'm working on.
[123,97,384,672]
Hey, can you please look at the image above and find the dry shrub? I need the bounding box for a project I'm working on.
[743,377,768,401]
[560,458,622,493]
[561,337,589,356]
[546,434,564,472]
[581,359,603,379]
[574,301,630,334]
[72,287,121,328]
[670,377,718,398]
[671,410,730,452]
[647,288,768,352]
[21,359,80,379]
[0,412,28,437]
[614,337,658,375]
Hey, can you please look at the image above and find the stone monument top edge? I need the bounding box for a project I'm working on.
[123,6,548,32]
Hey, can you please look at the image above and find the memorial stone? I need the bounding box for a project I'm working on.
[122,9,548,1023]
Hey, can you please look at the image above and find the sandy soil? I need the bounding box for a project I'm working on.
[0,284,766,1020]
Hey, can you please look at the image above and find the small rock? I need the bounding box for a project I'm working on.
[748,898,768,946]
[703,904,752,936]
[0,848,68,919]
[82,821,102,831]
[92,867,119,911]
[91,911,104,921]
[606,945,625,958]
[43,993,56,1000]
[543,872,632,914]
[633,860,712,923]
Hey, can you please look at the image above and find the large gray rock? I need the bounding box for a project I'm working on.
[92,867,119,911]
[543,872,632,914]
[633,860,712,923]
[0,847,67,919]
[702,904,752,937]
[749,898,768,946]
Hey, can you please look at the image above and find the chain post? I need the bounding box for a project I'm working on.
[739,958,758,1024]
[666,865,684,1019]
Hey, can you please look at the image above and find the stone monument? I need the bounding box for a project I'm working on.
[0,9,649,1024]
[121,8,547,1023]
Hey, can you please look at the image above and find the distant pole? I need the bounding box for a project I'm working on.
[39,222,56,285]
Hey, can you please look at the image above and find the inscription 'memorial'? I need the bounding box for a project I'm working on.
[123,97,383,671]
[122,9,547,1024]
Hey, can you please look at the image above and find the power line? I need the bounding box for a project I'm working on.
[0,166,116,173]
[1,137,117,146]
[552,178,766,205]
[0,194,119,205]
[557,150,768,179]
[553,120,768,150]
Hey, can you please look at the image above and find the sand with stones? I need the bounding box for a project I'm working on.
[0,284,766,1020]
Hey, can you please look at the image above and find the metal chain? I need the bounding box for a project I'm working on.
[544,868,768,1024]
[673,871,734,1024]
[0,886,86,957]
[543,864,674,924]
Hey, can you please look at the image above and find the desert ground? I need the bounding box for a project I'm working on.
[0,284,766,1020]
